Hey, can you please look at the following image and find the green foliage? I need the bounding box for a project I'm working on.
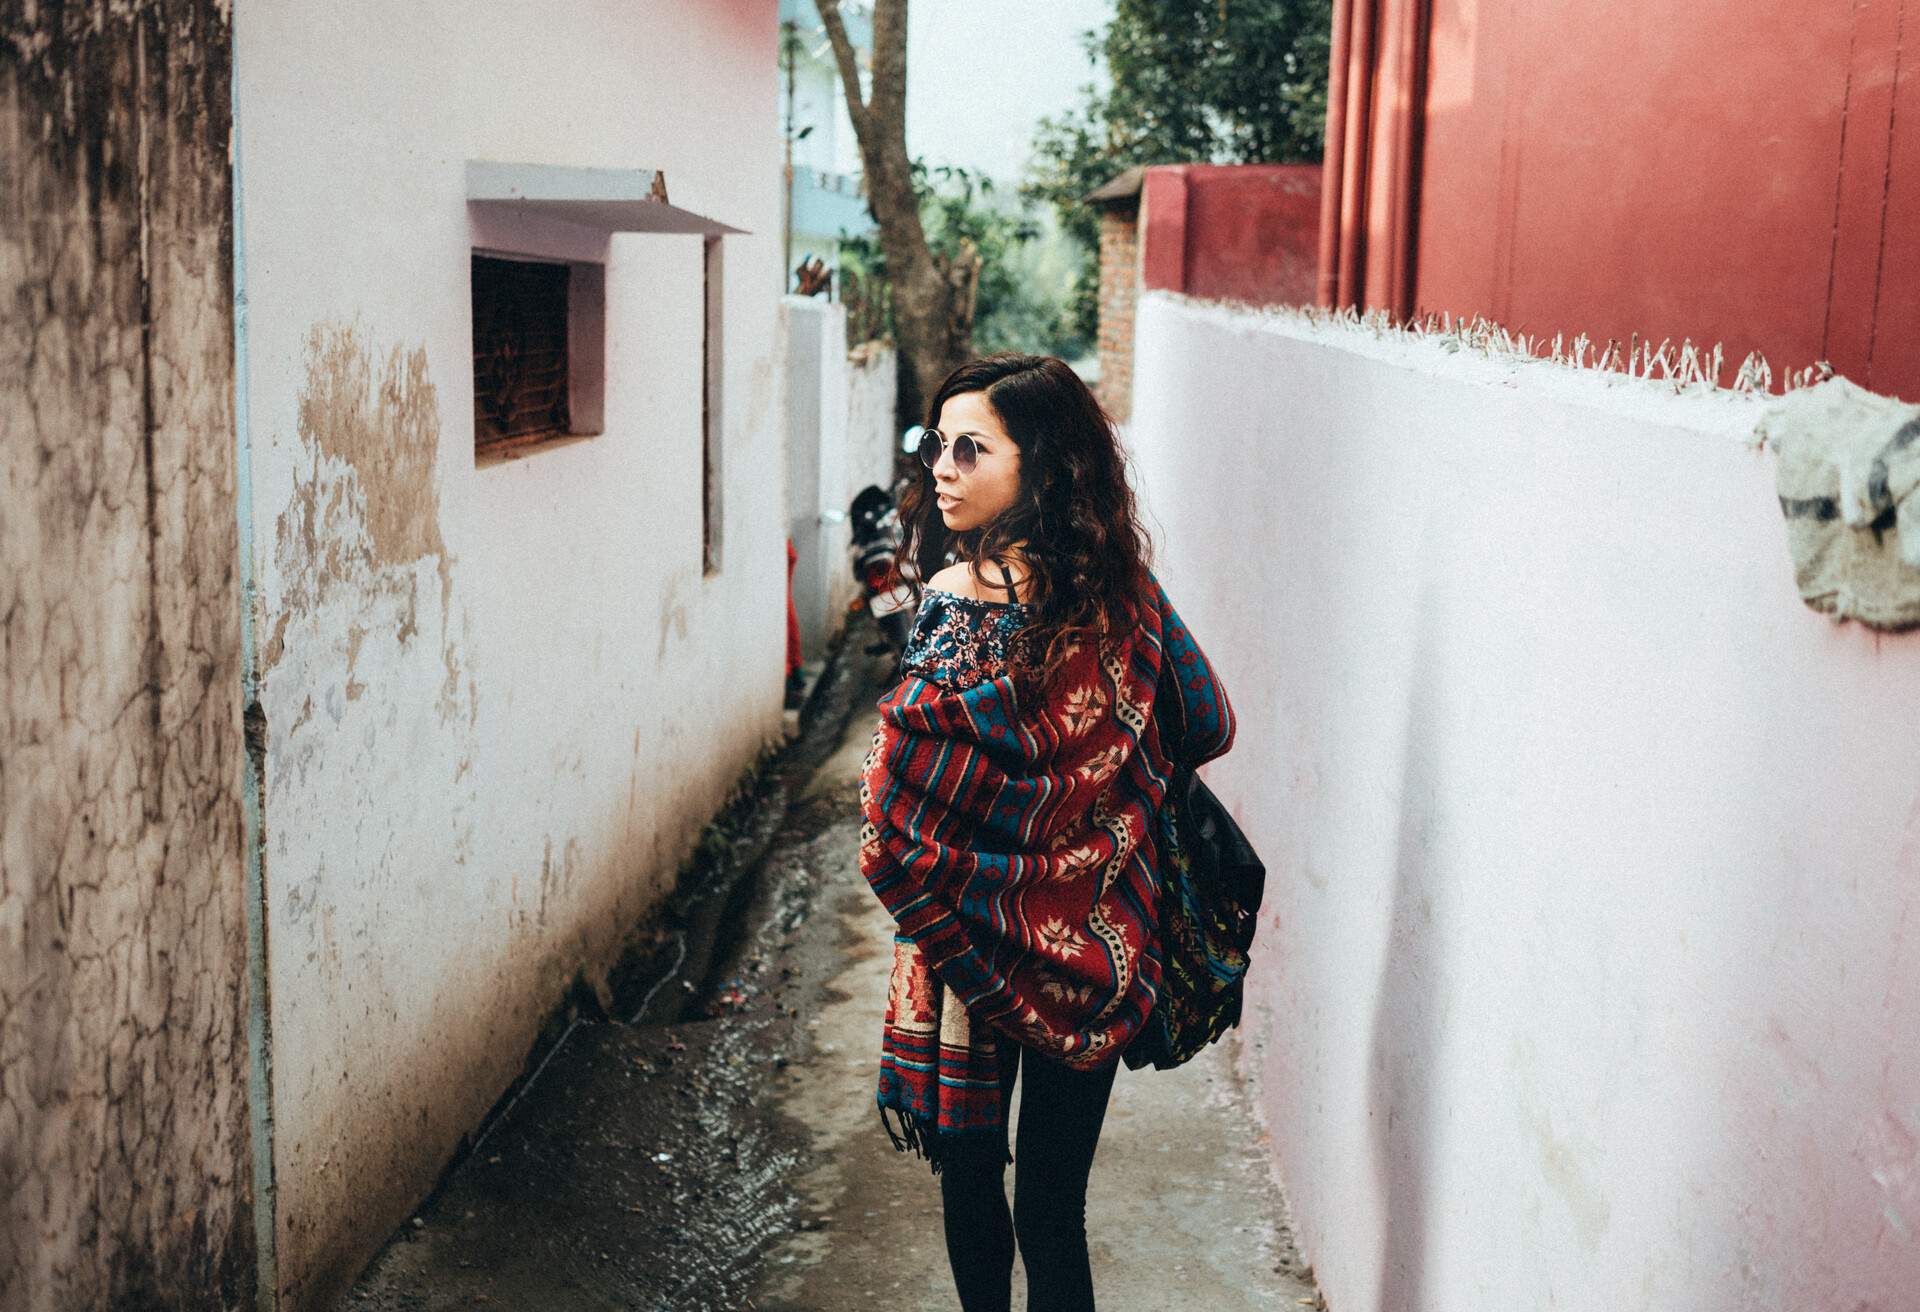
[839,160,1088,360]
[1024,0,1334,338]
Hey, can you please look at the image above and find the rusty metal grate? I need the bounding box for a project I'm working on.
[472,255,570,449]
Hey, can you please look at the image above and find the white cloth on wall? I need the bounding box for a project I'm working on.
[1760,378,1920,631]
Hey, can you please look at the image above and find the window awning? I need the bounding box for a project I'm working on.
[466,161,746,236]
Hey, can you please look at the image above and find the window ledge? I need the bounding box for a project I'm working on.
[475,431,601,469]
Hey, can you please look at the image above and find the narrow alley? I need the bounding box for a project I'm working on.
[17,3,1920,1310]
[343,621,1321,1311]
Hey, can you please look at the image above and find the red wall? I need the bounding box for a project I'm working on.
[1141,164,1322,306]
[1415,0,1920,399]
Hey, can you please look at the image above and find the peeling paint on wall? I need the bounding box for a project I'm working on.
[265,324,478,763]
[233,4,792,1303]
[267,325,466,701]
[300,326,447,566]
[258,322,487,1308]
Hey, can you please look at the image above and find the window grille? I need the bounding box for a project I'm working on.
[472,255,571,450]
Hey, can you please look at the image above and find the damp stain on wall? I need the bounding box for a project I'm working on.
[298,325,446,566]
[1,2,255,1307]
[267,326,461,675]
[261,323,485,1308]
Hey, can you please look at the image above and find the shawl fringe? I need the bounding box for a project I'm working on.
[878,1105,1013,1177]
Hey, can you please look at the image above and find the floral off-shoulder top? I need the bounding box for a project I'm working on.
[897,588,1041,691]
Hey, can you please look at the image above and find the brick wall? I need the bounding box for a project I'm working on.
[1096,207,1140,423]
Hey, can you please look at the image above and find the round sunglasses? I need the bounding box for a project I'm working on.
[916,427,980,474]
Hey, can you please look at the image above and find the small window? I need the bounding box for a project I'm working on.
[471,253,605,458]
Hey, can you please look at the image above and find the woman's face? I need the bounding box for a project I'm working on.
[930,391,1022,535]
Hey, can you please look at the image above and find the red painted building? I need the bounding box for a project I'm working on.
[1140,164,1323,305]
[1088,164,1323,420]
[1322,0,1920,398]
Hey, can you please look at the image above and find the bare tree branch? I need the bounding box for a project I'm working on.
[814,0,975,425]
[813,0,870,139]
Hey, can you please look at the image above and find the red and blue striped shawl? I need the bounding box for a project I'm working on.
[857,572,1234,1164]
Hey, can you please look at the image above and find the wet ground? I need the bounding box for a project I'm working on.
[345,614,1322,1311]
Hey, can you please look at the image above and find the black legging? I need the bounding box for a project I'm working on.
[939,1042,1120,1312]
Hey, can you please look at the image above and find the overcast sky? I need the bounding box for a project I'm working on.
[904,0,1115,187]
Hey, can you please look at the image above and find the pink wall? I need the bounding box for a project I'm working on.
[1414,0,1919,399]
[1141,164,1322,306]
[1129,292,1920,1312]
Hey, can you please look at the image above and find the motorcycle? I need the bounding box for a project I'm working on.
[848,482,916,666]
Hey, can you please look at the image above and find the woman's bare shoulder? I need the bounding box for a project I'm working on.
[928,556,1029,603]
[927,561,981,598]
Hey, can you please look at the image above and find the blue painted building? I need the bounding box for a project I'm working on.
[779,0,878,286]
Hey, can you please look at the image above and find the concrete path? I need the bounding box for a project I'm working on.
[749,694,1322,1312]
[342,626,1321,1311]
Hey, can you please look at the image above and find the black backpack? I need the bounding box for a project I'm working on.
[1124,672,1267,1071]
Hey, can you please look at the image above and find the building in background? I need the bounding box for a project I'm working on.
[1086,163,1323,423]
[1086,167,1144,422]
[779,0,879,291]
[776,2,898,669]
[1320,0,1918,399]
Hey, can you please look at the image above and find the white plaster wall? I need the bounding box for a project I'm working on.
[847,343,901,491]
[840,340,901,597]
[232,3,785,1306]
[784,296,838,659]
[1129,294,1920,1312]
[783,300,897,659]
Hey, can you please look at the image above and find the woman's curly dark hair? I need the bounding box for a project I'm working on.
[897,353,1154,684]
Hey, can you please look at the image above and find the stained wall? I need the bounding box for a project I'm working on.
[231,3,787,1305]
[0,2,255,1306]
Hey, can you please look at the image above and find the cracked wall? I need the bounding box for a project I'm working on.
[0,3,255,1308]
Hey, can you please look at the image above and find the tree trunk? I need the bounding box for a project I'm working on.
[816,0,979,428]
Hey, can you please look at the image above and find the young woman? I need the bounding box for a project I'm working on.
[858,354,1236,1312]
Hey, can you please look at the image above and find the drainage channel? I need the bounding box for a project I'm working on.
[458,616,865,1158]
[616,630,869,1027]
[344,614,894,1312]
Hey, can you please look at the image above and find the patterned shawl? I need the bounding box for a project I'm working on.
[858,573,1234,1166]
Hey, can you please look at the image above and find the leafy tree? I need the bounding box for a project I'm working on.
[1025,0,1334,337]
[817,0,979,427]
[842,162,1087,364]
